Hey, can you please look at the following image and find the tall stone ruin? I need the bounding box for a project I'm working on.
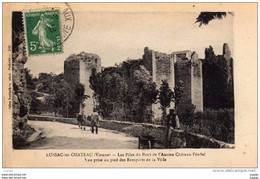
[142,47,203,122]
[64,52,101,116]
[222,43,233,88]
[64,47,203,123]
[202,43,234,109]
[142,47,175,120]
[174,51,203,111]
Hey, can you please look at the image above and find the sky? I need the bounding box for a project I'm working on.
[25,11,233,77]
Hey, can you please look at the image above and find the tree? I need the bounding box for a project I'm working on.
[44,80,71,117]
[131,67,158,122]
[203,46,234,109]
[24,68,37,115]
[158,80,174,126]
[37,73,55,94]
[177,100,196,126]
[195,12,233,27]
[90,64,158,123]
[29,71,87,117]
[90,67,126,118]
[73,83,88,115]
[24,68,36,91]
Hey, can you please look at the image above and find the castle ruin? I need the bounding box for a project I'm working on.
[64,47,203,121]
[64,52,101,116]
[142,47,203,120]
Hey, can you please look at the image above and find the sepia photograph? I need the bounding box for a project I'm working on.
[12,7,234,150]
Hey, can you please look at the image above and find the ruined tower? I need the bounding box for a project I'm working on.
[142,47,175,121]
[202,43,234,109]
[64,52,101,116]
[174,51,203,111]
[223,43,233,87]
[142,47,203,122]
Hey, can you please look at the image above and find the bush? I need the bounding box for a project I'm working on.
[13,123,35,149]
[123,124,166,145]
[177,100,196,126]
[182,109,234,143]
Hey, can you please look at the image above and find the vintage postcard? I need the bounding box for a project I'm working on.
[2,3,257,167]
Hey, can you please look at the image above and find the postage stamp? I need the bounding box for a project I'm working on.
[24,9,63,56]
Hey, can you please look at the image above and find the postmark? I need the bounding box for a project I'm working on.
[24,9,63,56]
[61,3,74,42]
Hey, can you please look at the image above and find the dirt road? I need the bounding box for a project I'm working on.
[25,120,138,149]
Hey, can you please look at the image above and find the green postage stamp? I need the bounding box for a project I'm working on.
[24,9,63,56]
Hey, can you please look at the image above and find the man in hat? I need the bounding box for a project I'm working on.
[90,112,100,134]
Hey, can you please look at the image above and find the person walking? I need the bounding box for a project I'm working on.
[91,112,100,134]
[77,112,86,130]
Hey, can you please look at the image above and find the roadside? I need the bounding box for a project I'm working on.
[23,120,139,149]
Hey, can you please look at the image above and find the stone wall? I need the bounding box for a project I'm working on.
[13,42,30,126]
[142,47,203,119]
[191,52,203,111]
[12,12,35,148]
[28,115,234,148]
[222,43,233,91]
[172,50,192,60]
[175,51,203,111]
[64,58,80,86]
[175,59,192,102]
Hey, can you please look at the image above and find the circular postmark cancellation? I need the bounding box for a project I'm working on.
[60,3,74,42]
[24,3,74,56]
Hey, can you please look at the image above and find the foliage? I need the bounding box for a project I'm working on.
[130,67,158,122]
[203,46,234,109]
[13,123,35,149]
[182,109,234,143]
[158,80,174,109]
[158,80,174,125]
[90,62,158,123]
[158,80,186,126]
[177,100,196,125]
[28,72,86,117]
[123,124,165,145]
[195,12,232,27]
[12,12,24,53]
[45,81,86,117]
[174,80,185,107]
[29,96,42,114]
[24,68,37,91]
[90,67,126,118]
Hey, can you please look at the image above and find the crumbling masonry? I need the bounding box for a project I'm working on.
[64,52,101,116]
[64,47,203,121]
[142,47,203,120]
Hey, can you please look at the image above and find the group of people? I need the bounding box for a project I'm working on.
[77,108,181,148]
[77,112,100,134]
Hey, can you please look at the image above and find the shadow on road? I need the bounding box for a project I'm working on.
[70,127,81,130]
[23,136,138,149]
